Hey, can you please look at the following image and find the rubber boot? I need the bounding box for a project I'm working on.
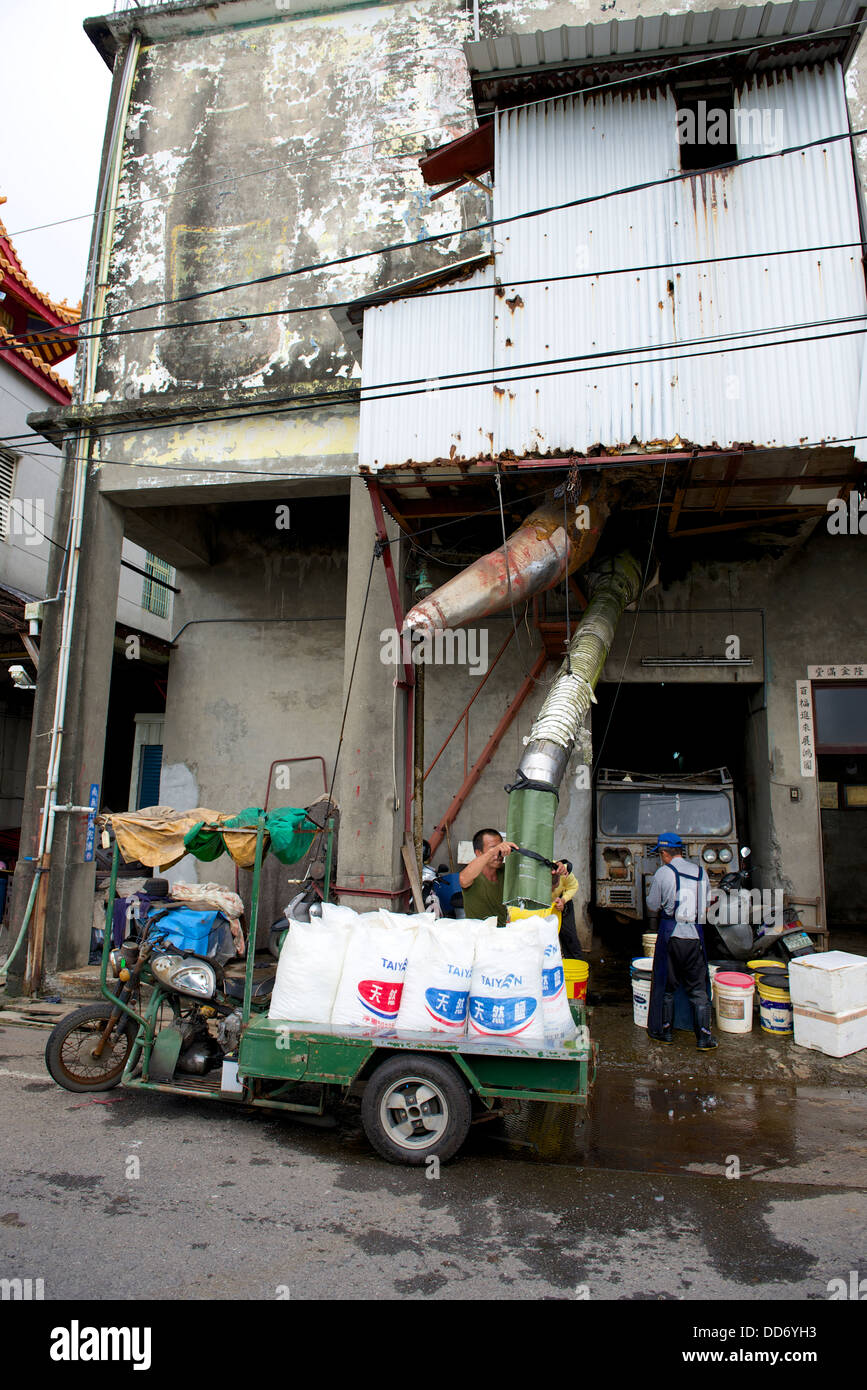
[694,1000,718,1050]
[649,998,674,1045]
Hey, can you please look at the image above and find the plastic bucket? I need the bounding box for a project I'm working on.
[631,956,653,1029]
[713,971,755,1033]
[564,959,589,1003]
[757,980,793,1036]
[642,932,658,959]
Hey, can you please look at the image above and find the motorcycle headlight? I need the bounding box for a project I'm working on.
[717,847,733,863]
[170,962,216,999]
[109,949,123,978]
[702,847,718,863]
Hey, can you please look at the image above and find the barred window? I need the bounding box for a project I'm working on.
[141,552,174,619]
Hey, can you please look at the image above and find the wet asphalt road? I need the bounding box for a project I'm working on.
[1,1023,866,1301]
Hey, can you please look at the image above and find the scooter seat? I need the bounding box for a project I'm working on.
[222,969,276,1002]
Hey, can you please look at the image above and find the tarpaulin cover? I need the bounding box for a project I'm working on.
[108,807,224,869]
[184,806,316,868]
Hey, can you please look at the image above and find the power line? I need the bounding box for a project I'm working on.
[11,119,865,346]
[5,307,864,456]
[8,16,864,243]
[7,239,861,354]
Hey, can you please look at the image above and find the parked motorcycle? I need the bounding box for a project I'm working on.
[44,891,275,1093]
[703,847,819,964]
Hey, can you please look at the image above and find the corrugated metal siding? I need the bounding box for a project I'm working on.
[358,62,867,468]
[358,264,494,469]
[495,62,865,455]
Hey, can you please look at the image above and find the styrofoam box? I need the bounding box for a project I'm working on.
[793,1004,867,1058]
[788,951,867,1015]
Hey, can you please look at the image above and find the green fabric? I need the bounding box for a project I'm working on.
[265,806,317,865]
[461,866,507,927]
[183,822,226,861]
[183,806,315,866]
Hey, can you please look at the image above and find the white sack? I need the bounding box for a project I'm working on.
[397,919,492,1034]
[269,918,351,1024]
[318,902,360,929]
[331,920,417,1028]
[468,921,545,1042]
[381,910,437,931]
[532,914,578,1037]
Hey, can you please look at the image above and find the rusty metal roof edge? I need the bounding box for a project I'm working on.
[464,2,867,88]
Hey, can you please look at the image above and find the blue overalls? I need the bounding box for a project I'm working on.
[647,862,712,1040]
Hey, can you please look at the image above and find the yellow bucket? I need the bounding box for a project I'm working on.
[563,959,589,1002]
[756,979,793,1036]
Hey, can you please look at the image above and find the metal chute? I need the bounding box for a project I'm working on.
[503,551,642,907]
[403,487,611,633]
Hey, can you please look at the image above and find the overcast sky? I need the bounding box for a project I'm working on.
[1,1,112,315]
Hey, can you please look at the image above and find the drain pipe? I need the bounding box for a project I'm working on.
[12,33,142,994]
[503,551,643,908]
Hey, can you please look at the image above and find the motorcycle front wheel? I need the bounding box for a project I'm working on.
[44,1001,137,1093]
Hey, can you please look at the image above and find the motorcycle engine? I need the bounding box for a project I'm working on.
[216,1010,243,1055]
[176,1018,223,1075]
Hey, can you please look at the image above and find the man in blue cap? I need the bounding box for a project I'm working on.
[645,833,717,1050]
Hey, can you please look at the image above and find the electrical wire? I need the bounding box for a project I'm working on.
[4,307,865,454]
[8,238,860,354]
[8,16,864,243]
[8,119,865,344]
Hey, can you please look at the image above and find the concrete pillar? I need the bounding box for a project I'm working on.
[335,478,407,911]
[7,457,125,991]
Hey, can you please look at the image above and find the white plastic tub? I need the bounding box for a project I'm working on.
[793,1003,867,1058]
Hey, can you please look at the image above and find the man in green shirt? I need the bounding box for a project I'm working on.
[459,828,573,928]
[459,828,517,926]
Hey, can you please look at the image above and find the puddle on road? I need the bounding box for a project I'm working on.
[461,1073,867,1180]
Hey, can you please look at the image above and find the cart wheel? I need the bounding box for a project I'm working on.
[44,1002,135,1093]
[361,1054,471,1166]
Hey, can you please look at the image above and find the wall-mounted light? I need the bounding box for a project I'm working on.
[8,664,35,690]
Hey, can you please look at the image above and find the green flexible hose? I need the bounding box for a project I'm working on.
[0,870,43,982]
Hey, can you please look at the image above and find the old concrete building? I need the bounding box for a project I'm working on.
[13,0,867,985]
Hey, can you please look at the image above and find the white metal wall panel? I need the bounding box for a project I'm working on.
[494,62,865,457]
[358,264,494,470]
[358,61,867,468]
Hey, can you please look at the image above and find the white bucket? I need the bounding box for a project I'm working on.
[714,976,755,1034]
[631,956,653,1030]
[642,933,658,959]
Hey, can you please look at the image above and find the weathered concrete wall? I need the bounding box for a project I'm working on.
[157,495,347,925]
[98,0,488,401]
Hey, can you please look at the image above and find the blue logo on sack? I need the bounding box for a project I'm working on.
[424,987,468,1028]
[469,995,538,1036]
[542,965,564,999]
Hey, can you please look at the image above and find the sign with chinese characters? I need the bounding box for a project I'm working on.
[84,783,99,862]
[796,681,815,778]
[807,664,866,680]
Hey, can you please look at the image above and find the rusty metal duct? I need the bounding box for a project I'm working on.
[403,484,611,633]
